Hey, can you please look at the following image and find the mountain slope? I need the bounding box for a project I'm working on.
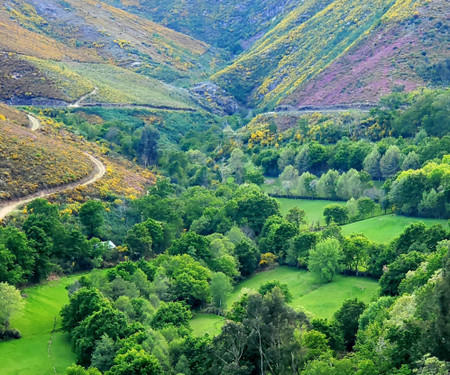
[102,0,299,53]
[0,0,219,106]
[0,104,92,200]
[213,0,449,111]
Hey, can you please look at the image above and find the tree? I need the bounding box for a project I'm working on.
[379,251,426,296]
[125,223,153,260]
[234,239,259,276]
[333,298,366,351]
[294,145,310,174]
[285,207,306,227]
[380,146,403,179]
[357,197,376,219]
[308,238,343,282]
[323,205,349,225]
[151,301,192,329]
[210,272,233,308]
[0,282,24,331]
[278,148,296,171]
[61,288,110,332]
[316,169,339,199]
[136,125,159,167]
[342,234,370,274]
[233,187,280,235]
[168,232,211,264]
[280,165,299,195]
[286,232,318,267]
[79,200,105,238]
[295,172,317,198]
[72,306,129,365]
[258,281,292,302]
[364,148,381,179]
[401,151,421,171]
[107,348,162,375]
[0,227,35,283]
[165,255,211,307]
[228,148,246,184]
[91,334,117,373]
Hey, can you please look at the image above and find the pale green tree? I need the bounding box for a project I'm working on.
[308,238,343,282]
[0,282,25,330]
[210,272,232,308]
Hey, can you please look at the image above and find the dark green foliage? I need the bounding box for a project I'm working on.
[379,251,426,296]
[61,288,110,332]
[79,200,105,238]
[258,281,293,302]
[333,298,366,351]
[150,301,192,330]
[234,239,259,277]
[286,232,318,267]
[168,232,211,264]
[107,348,162,375]
[72,306,129,365]
[323,204,349,225]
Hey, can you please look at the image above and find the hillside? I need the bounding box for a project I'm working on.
[102,0,299,53]
[0,0,219,106]
[0,104,92,201]
[213,0,449,111]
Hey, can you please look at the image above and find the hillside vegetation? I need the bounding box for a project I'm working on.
[103,0,299,53]
[0,104,92,201]
[214,0,449,110]
[0,0,220,105]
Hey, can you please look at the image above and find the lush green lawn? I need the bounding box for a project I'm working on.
[191,266,378,336]
[190,314,225,337]
[0,276,78,375]
[275,197,346,224]
[342,214,448,243]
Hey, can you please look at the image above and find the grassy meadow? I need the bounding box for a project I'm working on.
[342,214,448,243]
[275,197,346,224]
[191,266,378,336]
[0,276,79,375]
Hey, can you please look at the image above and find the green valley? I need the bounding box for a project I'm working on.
[0,0,449,374]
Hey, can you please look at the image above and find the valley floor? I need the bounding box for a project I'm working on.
[191,266,379,336]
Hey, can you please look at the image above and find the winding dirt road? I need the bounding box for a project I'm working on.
[0,115,106,220]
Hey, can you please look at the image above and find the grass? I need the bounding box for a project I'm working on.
[29,58,196,108]
[191,266,378,336]
[190,314,225,337]
[0,275,79,375]
[342,214,449,243]
[274,197,346,224]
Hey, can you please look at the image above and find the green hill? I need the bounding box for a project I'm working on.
[0,0,220,105]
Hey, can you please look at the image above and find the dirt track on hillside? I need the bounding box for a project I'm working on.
[0,115,106,220]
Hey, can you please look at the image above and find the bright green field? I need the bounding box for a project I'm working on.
[342,214,448,243]
[190,314,225,337]
[275,198,345,224]
[0,276,79,375]
[191,266,378,336]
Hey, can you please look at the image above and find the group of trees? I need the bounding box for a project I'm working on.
[386,156,450,218]
[0,199,111,286]
[60,232,450,374]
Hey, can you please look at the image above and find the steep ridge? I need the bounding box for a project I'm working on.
[213,0,449,111]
